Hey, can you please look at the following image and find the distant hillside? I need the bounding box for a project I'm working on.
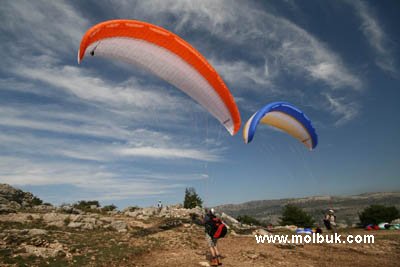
[215,192,400,226]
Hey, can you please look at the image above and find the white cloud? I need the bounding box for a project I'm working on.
[324,93,359,126]
[350,0,397,75]
[0,106,133,141]
[14,65,187,112]
[117,146,220,161]
[0,0,88,57]
[0,114,220,163]
[210,59,274,91]
[0,156,206,202]
[118,0,362,91]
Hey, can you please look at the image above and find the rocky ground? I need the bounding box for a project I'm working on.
[1,184,399,266]
[0,210,399,267]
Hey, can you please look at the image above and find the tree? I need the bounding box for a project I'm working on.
[279,204,315,228]
[183,187,203,209]
[359,205,399,226]
[237,215,263,226]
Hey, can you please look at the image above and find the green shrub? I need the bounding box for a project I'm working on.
[279,204,315,228]
[73,200,101,211]
[102,204,117,212]
[359,205,399,226]
[31,196,43,206]
[237,215,263,226]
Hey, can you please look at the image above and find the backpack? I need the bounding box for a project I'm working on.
[206,217,227,239]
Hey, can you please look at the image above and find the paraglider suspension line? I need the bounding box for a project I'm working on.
[90,42,101,56]
[222,119,230,125]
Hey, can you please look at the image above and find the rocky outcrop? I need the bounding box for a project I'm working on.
[110,220,128,232]
[220,212,240,227]
[0,184,52,213]
[125,205,203,221]
[57,204,83,214]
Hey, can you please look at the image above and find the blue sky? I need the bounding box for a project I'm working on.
[0,0,399,208]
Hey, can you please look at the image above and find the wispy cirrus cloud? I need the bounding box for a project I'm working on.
[117,146,220,161]
[0,105,221,163]
[122,0,362,90]
[324,93,360,126]
[0,0,88,57]
[0,156,207,203]
[350,0,397,75]
[13,64,189,115]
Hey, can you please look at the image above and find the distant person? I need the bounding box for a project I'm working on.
[204,208,223,266]
[157,200,163,211]
[323,209,337,232]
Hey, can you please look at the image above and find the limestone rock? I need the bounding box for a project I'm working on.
[111,220,127,232]
[28,229,48,236]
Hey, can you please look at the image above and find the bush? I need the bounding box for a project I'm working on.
[183,187,203,209]
[102,204,117,212]
[237,215,263,226]
[359,205,399,226]
[31,196,43,206]
[73,200,101,211]
[279,204,315,228]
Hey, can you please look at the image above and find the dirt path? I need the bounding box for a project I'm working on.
[137,227,400,267]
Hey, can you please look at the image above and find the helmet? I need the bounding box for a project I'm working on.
[210,208,215,215]
[329,209,334,214]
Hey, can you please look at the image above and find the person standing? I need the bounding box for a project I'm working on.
[157,200,163,212]
[204,208,222,266]
[323,209,337,232]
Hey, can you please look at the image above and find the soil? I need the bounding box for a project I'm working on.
[136,227,400,267]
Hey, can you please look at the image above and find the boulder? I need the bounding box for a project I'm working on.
[83,217,98,225]
[142,207,158,216]
[0,204,17,214]
[58,205,83,214]
[28,229,48,236]
[70,214,83,222]
[23,244,66,258]
[33,204,55,212]
[0,196,9,204]
[137,214,150,220]
[67,222,83,228]
[42,213,69,225]
[111,220,128,232]
[82,223,95,230]
[221,212,240,226]
[253,229,271,236]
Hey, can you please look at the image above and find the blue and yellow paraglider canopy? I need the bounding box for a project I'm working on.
[243,102,318,150]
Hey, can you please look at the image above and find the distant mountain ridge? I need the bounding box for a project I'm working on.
[215,192,400,226]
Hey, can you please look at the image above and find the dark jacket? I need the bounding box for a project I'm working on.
[204,212,217,235]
